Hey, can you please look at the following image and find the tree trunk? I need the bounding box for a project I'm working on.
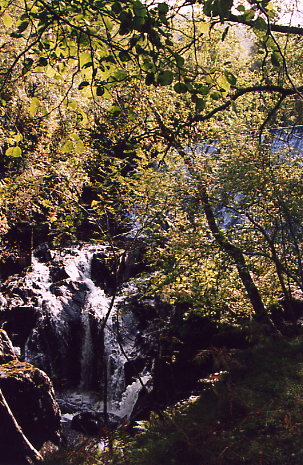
[0,387,43,465]
[198,185,280,332]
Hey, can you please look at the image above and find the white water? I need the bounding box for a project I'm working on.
[19,244,152,420]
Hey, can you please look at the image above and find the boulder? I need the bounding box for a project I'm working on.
[0,360,61,459]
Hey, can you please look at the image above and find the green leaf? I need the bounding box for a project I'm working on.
[174,82,188,94]
[254,17,267,31]
[157,70,174,86]
[111,2,122,14]
[224,71,237,86]
[5,146,22,157]
[133,1,147,18]
[211,91,221,100]
[195,97,205,112]
[203,0,214,17]
[119,51,131,62]
[78,81,90,90]
[196,84,209,95]
[158,3,169,14]
[242,9,255,21]
[173,53,185,67]
[218,0,233,20]
[112,69,128,81]
[133,15,145,29]
[271,52,281,68]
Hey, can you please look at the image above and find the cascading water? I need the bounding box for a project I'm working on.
[0,243,156,423]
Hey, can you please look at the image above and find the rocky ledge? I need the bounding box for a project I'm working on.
[0,330,61,465]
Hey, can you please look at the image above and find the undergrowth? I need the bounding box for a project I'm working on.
[46,335,303,465]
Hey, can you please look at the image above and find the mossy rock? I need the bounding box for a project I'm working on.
[0,359,61,453]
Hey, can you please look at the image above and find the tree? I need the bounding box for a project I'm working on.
[1,0,303,324]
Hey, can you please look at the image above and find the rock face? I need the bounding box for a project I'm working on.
[0,330,61,464]
[0,329,17,364]
[0,243,160,423]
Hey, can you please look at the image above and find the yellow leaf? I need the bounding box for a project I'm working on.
[2,13,13,28]
[217,75,230,91]
[14,133,23,142]
[61,140,74,153]
[28,97,40,116]
[5,146,22,157]
[46,66,56,78]
[80,51,92,68]
[74,140,85,153]
[199,22,210,34]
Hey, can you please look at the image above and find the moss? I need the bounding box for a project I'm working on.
[0,360,37,377]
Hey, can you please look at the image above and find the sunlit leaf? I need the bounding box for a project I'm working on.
[199,22,210,34]
[28,97,40,116]
[2,13,13,28]
[5,146,22,157]
[61,140,74,153]
[74,140,85,153]
[80,52,92,69]
[217,75,230,91]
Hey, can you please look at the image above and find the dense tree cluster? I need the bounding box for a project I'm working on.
[1,0,303,322]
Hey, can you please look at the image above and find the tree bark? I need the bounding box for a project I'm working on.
[0,387,43,465]
[197,185,281,334]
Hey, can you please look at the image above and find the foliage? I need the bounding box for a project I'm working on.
[121,335,303,465]
[1,0,303,317]
[45,335,303,465]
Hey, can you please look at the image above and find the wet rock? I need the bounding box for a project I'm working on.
[34,245,52,263]
[0,243,161,419]
[71,411,120,436]
[49,265,69,283]
[3,306,38,348]
[0,360,61,453]
[0,329,17,364]
[91,253,116,294]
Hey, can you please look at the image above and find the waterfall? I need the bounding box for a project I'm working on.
[0,243,154,421]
